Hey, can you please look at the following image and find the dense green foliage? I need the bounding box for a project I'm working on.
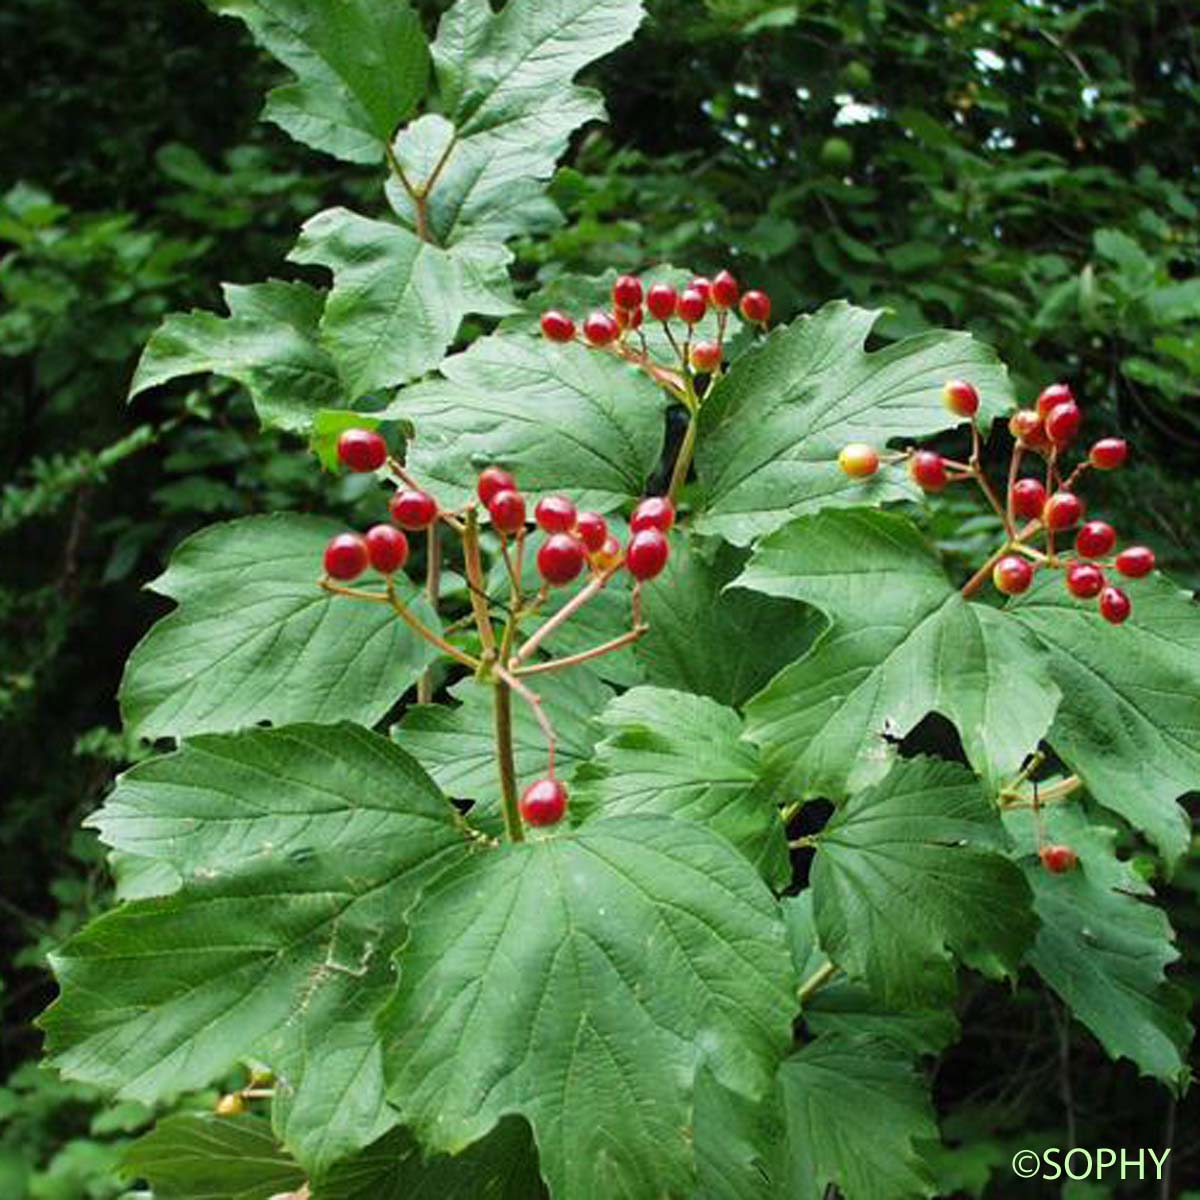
[2,0,1198,1196]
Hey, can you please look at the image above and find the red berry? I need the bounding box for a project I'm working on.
[583,311,619,346]
[519,777,568,827]
[676,287,707,325]
[1039,844,1079,874]
[646,283,678,321]
[336,429,387,473]
[574,511,608,552]
[1089,438,1128,470]
[942,379,979,419]
[615,305,643,331]
[1115,546,1155,578]
[690,340,722,373]
[626,529,670,581]
[323,533,368,581]
[1099,585,1132,625]
[993,554,1034,596]
[689,276,713,302]
[739,289,771,325]
[1065,562,1105,599]
[488,489,526,534]
[388,488,438,530]
[1009,409,1049,451]
[477,466,516,506]
[1044,401,1082,446]
[1011,478,1047,521]
[534,494,577,534]
[1075,521,1116,559]
[364,525,409,575]
[537,533,586,586]
[592,534,623,572]
[838,443,880,479]
[1043,491,1084,531]
[711,269,739,309]
[630,496,676,534]
[540,310,575,343]
[1036,382,1075,419]
[612,275,643,311]
[908,450,948,491]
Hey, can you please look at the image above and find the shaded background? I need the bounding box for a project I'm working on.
[1,0,1198,1194]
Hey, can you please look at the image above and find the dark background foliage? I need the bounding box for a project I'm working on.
[1,0,1197,1194]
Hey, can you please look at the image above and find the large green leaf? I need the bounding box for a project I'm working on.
[120,515,438,740]
[573,687,791,887]
[379,815,795,1198]
[1009,571,1200,865]
[382,335,670,511]
[740,509,1060,800]
[289,208,517,397]
[1004,804,1191,1086]
[203,0,428,163]
[129,281,344,432]
[42,724,472,1175]
[384,0,645,245]
[811,757,1035,1007]
[694,302,1013,544]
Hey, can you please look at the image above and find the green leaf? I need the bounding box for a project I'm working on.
[204,0,428,163]
[379,815,795,1197]
[573,686,791,887]
[775,1036,938,1200]
[694,302,1014,544]
[811,757,1035,1007]
[385,0,646,245]
[740,509,1061,800]
[1004,804,1191,1086]
[121,1114,304,1200]
[289,208,517,398]
[129,281,344,432]
[692,1070,776,1200]
[382,335,670,511]
[120,515,439,740]
[43,724,472,1175]
[1009,571,1200,865]
[636,537,822,708]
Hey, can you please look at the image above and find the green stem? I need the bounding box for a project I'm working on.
[797,961,837,1004]
[668,411,698,504]
[492,677,525,843]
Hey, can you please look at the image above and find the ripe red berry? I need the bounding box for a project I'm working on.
[1099,585,1132,625]
[477,466,516,506]
[1011,478,1047,521]
[993,554,1034,596]
[942,379,979,419]
[838,443,880,479]
[676,287,707,325]
[646,283,678,321]
[1089,438,1128,470]
[540,310,576,343]
[323,533,368,581]
[626,529,670,581]
[488,489,526,534]
[519,777,568,827]
[1115,546,1155,578]
[537,533,586,586]
[583,311,619,346]
[1044,401,1082,446]
[612,275,643,311]
[1036,382,1075,419]
[1065,562,1105,599]
[1075,521,1116,559]
[1009,409,1049,451]
[388,488,438,530]
[908,450,948,491]
[574,511,608,553]
[1039,844,1079,874]
[534,494,577,534]
[630,496,676,534]
[364,524,409,575]
[336,429,387,473]
[739,289,771,325]
[711,269,739,309]
[592,534,623,572]
[690,340,721,373]
[1043,491,1084,531]
[689,277,713,302]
